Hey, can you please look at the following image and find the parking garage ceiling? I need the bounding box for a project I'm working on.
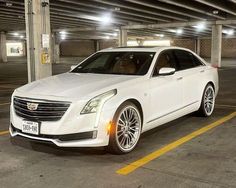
[1,0,236,40]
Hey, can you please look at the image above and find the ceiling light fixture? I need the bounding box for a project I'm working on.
[193,23,206,31]
[176,29,183,34]
[223,29,234,35]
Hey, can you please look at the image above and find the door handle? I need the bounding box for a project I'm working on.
[177,77,183,80]
[200,70,205,73]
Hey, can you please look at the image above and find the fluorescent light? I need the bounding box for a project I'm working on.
[222,29,234,35]
[228,29,234,35]
[193,23,206,31]
[13,33,19,36]
[61,35,66,40]
[112,32,118,37]
[143,40,170,46]
[176,29,183,34]
[20,35,24,39]
[59,31,67,35]
[99,13,112,25]
[155,34,164,37]
[105,36,110,39]
[127,40,139,46]
[168,29,183,34]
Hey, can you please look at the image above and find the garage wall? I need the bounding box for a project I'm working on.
[172,39,196,52]
[99,40,118,49]
[60,40,95,57]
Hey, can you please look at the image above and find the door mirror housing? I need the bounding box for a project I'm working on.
[70,65,77,71]
[158,67,175,76]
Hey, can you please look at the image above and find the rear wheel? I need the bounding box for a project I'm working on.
[197,84,215,117]
[107,102,142,154]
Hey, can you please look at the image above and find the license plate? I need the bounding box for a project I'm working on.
[22,120,39,135]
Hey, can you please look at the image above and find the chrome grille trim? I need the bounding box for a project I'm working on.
[13,96,71,121]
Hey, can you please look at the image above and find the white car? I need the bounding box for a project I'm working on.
[10,47,218,154]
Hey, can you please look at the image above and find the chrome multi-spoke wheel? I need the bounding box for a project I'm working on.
[116,106,141,152]
[198,84,215,117]
[107,102,142,154]
[204,86,214,115]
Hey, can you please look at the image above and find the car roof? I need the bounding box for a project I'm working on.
[99,46,192,53]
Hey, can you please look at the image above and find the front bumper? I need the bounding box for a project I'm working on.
[10,95,117,147]
[10,124,107,147]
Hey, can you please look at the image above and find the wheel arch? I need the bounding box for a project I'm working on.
[120,98,144,126]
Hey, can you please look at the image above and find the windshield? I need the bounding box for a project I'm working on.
[71,52,155,75]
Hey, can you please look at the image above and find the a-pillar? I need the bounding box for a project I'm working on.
[119,29,127,47]
[211,24,222,68]
[25,0,52,82]
[0,31,7,63]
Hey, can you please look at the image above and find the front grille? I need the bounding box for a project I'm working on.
[13,97,71,121]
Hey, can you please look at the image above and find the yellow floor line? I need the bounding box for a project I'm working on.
[0,130,9,136]
[0,102,10,106]
[116,111,236,175]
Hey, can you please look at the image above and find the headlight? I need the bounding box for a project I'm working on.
[80,89,117,114]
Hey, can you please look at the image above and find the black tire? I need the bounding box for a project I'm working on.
[106,101,142,154]
[197,84,215,117]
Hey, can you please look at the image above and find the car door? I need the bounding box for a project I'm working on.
[173,49,205,107]
[147,50,183,127]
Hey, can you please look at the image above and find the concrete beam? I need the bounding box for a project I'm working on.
[121,19,236,30]
[0,31,7,63]
[119,29,127,47]
[25,0,52,82]
[211,25,222,67]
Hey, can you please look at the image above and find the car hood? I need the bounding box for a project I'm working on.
[16,73,141,100]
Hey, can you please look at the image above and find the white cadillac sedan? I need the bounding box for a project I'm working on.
[10,47,218,154]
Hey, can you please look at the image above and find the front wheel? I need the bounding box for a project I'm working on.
[107,102,142,154]
[197,84,215,117]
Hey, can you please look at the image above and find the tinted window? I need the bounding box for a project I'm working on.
[71,52,155,75]
[191,54,204,66]
[153,50,177,76]
[174,50,197,70]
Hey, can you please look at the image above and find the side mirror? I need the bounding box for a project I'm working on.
[70,65,77,71]
[159,67,175,76]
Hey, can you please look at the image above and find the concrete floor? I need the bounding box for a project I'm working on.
[0,62,236,188]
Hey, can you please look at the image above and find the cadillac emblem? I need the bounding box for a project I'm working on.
[27,102,39,111]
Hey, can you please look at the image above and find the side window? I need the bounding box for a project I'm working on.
[174,50,196,70]
[190,54,204,67]
[153,50,177,76]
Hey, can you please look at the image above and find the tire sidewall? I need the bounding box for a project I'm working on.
[109,102,142,154]
[202,84,215,116]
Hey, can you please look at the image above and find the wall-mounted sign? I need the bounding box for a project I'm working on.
[6,42,24,56]
[42,34,50,48]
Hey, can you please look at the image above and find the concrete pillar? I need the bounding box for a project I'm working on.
[95,40,100,52]
[195,38,200,55]
[52,33,60,63]
[0,32,7,63]
[211,24,222,67]
[25,0,52,82]
[118,29,127,46]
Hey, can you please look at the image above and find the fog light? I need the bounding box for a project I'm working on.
[92,130,98,139]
